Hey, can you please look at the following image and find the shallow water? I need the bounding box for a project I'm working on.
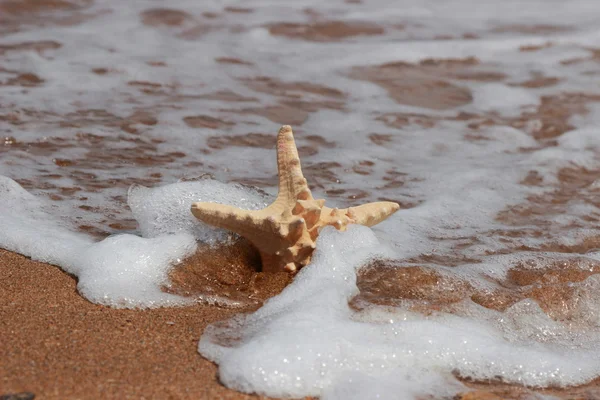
[2,0,600,398]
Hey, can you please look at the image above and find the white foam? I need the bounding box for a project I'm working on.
[471,83,540,116]
[73,233,197,308]
[557,127,600,150]
[0,175,269,308]
[199,227,600,399]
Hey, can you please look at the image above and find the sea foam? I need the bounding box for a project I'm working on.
[199,226,600,399]
[0,176,267,308]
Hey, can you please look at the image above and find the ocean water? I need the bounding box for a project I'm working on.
[2,0,600,398]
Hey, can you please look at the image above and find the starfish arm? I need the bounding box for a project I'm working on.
[191,202,264,238]
[274,125,313,210]
[346,201,400,227]
[191,202,292,255]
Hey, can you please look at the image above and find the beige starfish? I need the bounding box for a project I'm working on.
[191,125,400,273]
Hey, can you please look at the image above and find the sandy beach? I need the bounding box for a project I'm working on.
[0,249,273,399]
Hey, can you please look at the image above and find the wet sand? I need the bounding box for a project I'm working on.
[0,249,274,400]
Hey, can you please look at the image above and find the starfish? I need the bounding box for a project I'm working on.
[191,125,400,273]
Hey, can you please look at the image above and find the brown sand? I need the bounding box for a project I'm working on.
[166,238,291,308]
[0,249,275,400]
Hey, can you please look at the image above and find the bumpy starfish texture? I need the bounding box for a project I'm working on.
[191,125,400,273]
